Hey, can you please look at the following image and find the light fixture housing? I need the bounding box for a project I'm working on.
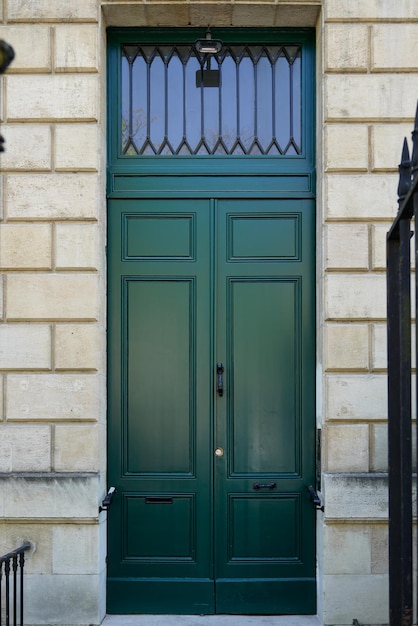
[194,28,222,55]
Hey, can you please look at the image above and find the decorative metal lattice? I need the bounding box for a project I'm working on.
[121,44,302,156]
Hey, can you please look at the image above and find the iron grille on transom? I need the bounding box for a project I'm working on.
[121,44,302,156]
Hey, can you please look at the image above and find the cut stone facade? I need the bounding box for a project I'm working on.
[0,0,417,624]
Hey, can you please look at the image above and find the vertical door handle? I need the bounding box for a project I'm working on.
[216,363,224,396]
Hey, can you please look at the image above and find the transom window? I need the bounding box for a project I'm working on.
[121,43,302,157]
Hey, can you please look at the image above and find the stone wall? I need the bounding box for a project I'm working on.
[320,1,418,624]
[0,1,106,624]
[0,0,417,624]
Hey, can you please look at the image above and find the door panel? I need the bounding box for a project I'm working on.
[107,195,315,614]
[214,199,315,613]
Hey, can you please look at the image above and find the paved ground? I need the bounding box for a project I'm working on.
[102,616,321,625]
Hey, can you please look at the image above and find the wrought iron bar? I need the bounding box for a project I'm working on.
[0,544,31,626]
[387,101,418,626]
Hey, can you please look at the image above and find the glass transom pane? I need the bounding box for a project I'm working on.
[121,44,302,156]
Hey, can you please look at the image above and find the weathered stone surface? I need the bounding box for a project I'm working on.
[0,324,51,369]
[55,24,99,72]
[6,173,99,220]
[326,174,398,220]
[0,474,99,518]
[0,224,52,269]
[24,573,103,625]
[324,123,368,171]
[0,424,51,472]
[325,423,369,472]
[325,24,368,71]
[55,124,99,171]
[371,123,412,171]
[55,324,101,370]
[323,473,388,519]
[0,522,52,574]
[0,25,51,72]
[7,274,99,321]
[323,524,371,574]
[0,125,51,171]
[7,0,98,21]
[325,274,386,320]
[52,525,101,573]
[322,573,389,626]
[6,374,101,421]
[324,223,369,270]
[7,75,98,121]
[54,424,100,471]
[325,0,418,20]
[325,74,418,121]
[324,323,369,371]
[325,374,387,421]
[55,224,99,270]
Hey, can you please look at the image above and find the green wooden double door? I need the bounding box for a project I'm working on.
[107,193,316,614]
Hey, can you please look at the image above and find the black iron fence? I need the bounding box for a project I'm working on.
[0,544,31,626]
[387,103,418,626]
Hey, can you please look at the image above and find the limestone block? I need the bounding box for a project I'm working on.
[55,324,100,370]
[6,173,99,220]
[55,224,99,270]
[325,274,386,320]
[372,24,418,71]
[325,24,368,72]
[324,124,368,171]
[325,424,369,472]
[232,4,276,27]
[371,323,387,371]
[371,124,412,171]
[322,574,388,626]
[144,3,189,26]
[0,324,51,369]
[55,124,99,171]
[0,424,51,472]
[325,374,387,420]
[102,4,147,28]
[0,26,51,72]
[0,522,52,574]
[54,424,99,471]
[0,125,51,171]
[53,525,100,574]
[6,374,101,421]
[0,375,3,420]
[0,276,2,320]
[371,223,388,270]
[370,423,387,473]
[189,4,233,26]
[325,74,418,121]
[371,525,388,574]
[7,274,99,321]
[323,473,388,519]
[323,525,371,574]
[324,223,369,270]
[325,0,418,20]
[274,5,320,27]
[0,224,52,269]
[324,323,369,371]
[0,474,99,518]
[371,422,416,472]
[55,25,99,72]
[7,75,98,121]
[7,0,98,21]
[326,174,398,220]
[24,573,103,626]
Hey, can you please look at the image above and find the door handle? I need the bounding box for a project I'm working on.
[216,363,224,396]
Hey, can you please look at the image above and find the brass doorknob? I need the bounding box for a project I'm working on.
[214,447,224,457]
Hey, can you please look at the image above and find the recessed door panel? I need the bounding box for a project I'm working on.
[125,278,195,475]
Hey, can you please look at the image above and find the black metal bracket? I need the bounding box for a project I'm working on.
[307,485,324,512]
[99,486,116,513]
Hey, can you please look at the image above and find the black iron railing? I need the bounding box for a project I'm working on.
[0,544,31,626]
[387,102,418,626]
